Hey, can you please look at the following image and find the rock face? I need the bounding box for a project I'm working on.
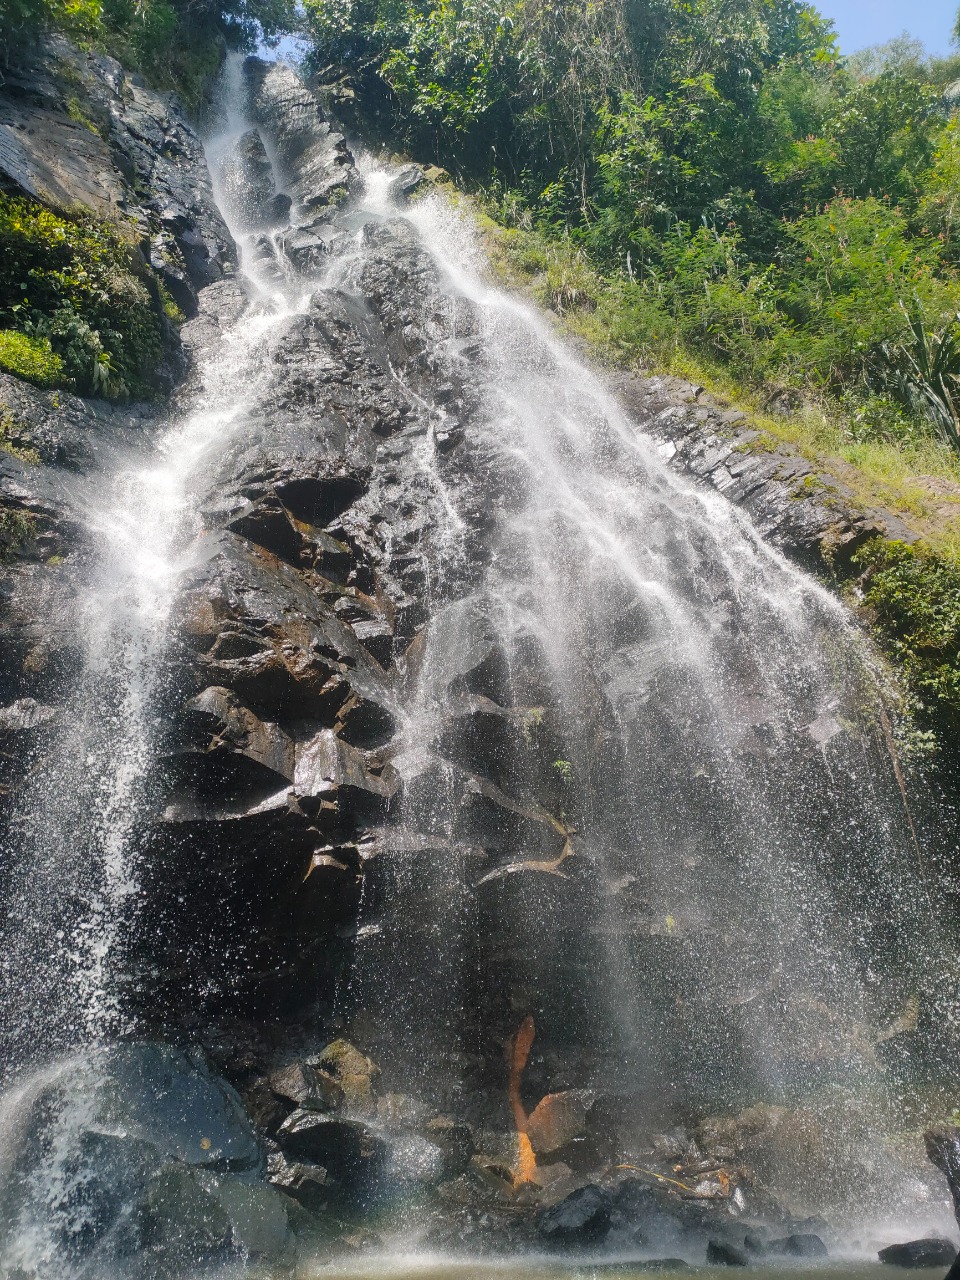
[0,36,234,314]
[615,371,920,574]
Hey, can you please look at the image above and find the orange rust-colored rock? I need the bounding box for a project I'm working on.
[507,1015,537,1184]
[527,1091,589,1156]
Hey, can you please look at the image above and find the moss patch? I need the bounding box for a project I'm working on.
[0,506,37,562]
[854,539,960,731]
[0,331,63,389]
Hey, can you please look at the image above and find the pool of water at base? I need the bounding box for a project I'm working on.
[283,1262,942,1280]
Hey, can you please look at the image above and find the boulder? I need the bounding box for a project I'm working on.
[216,127,284,232]
[268,1061,343,1112]
[312,1039,379,1113]
[267,1149,329,1210]
[0,698,56,735]
[0,1044,293,1277]
[879,1239,958,1268]
[527,1091,590,1156]
[769,1232,829,1258]
[275,1111,386,1202]
[707,1240,749,1266]
[424,1116,475,1178]
[387,165,426,206]
[538,1184,613,1247]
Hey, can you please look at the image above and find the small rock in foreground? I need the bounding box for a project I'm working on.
[769,1232,829,1258]
[879,1238,958,1269]
[707,1240,748,1266]
[537,1183,613,1246]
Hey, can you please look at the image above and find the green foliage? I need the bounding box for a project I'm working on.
[305,0,960,458]
[0,0,301,104]
[0,0,100,45]
[0,331,63,389]
[0,195,163,399]
[99,0,225,107]
[879,302,960,453]
[855,539,960,725]
[0,505,37,561]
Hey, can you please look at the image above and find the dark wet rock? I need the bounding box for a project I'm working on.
[216,128,281,232]
[927,1127,960,1226]
[612,1177,752,1258]
[707,1240,749,1266]
[538,1183,613,1246]
[423,1116,476,1178]
[621,371,921,576]
[267,1149,330,1210]
[0,1045,293,1276]
[0,371,154,471]
[244,58,358,221]
[635,1262,691,1272]
[275,1112,387,1201]
[769,1232,829,1258]
[295,730,397,806]
[879,1239,958,1268]
[185,686,296,782]
[387,164,426,205]
[268,1061,343,1112]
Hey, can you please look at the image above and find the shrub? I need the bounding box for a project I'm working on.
[0,196,164,398]
[0,331,63,388]
[854,539,960,724]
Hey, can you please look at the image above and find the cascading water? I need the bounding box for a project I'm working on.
[0,56,307,1074]
[0,57,327,1278]
[339,180,952,1234]
[0,48,954,1279]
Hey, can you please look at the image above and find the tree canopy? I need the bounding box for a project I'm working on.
[297,0,960,455]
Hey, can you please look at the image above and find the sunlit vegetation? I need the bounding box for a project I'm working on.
[301,0,960,466]
[0,196,165,399]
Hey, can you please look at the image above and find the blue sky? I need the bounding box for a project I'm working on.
[816,0,956,56]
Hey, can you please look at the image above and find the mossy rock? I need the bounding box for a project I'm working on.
[312,1040,379,1115]
[0,331,63,389]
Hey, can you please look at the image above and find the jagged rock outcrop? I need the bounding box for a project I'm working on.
[616,370,920,572]
[0,35,234,314]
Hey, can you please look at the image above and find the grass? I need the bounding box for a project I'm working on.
[0,331,63,390]
[472,209,960,561]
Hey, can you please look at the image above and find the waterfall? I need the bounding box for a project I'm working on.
[339,176,947,1228]
[0,51,953,1277]
[0,57,306,1072]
